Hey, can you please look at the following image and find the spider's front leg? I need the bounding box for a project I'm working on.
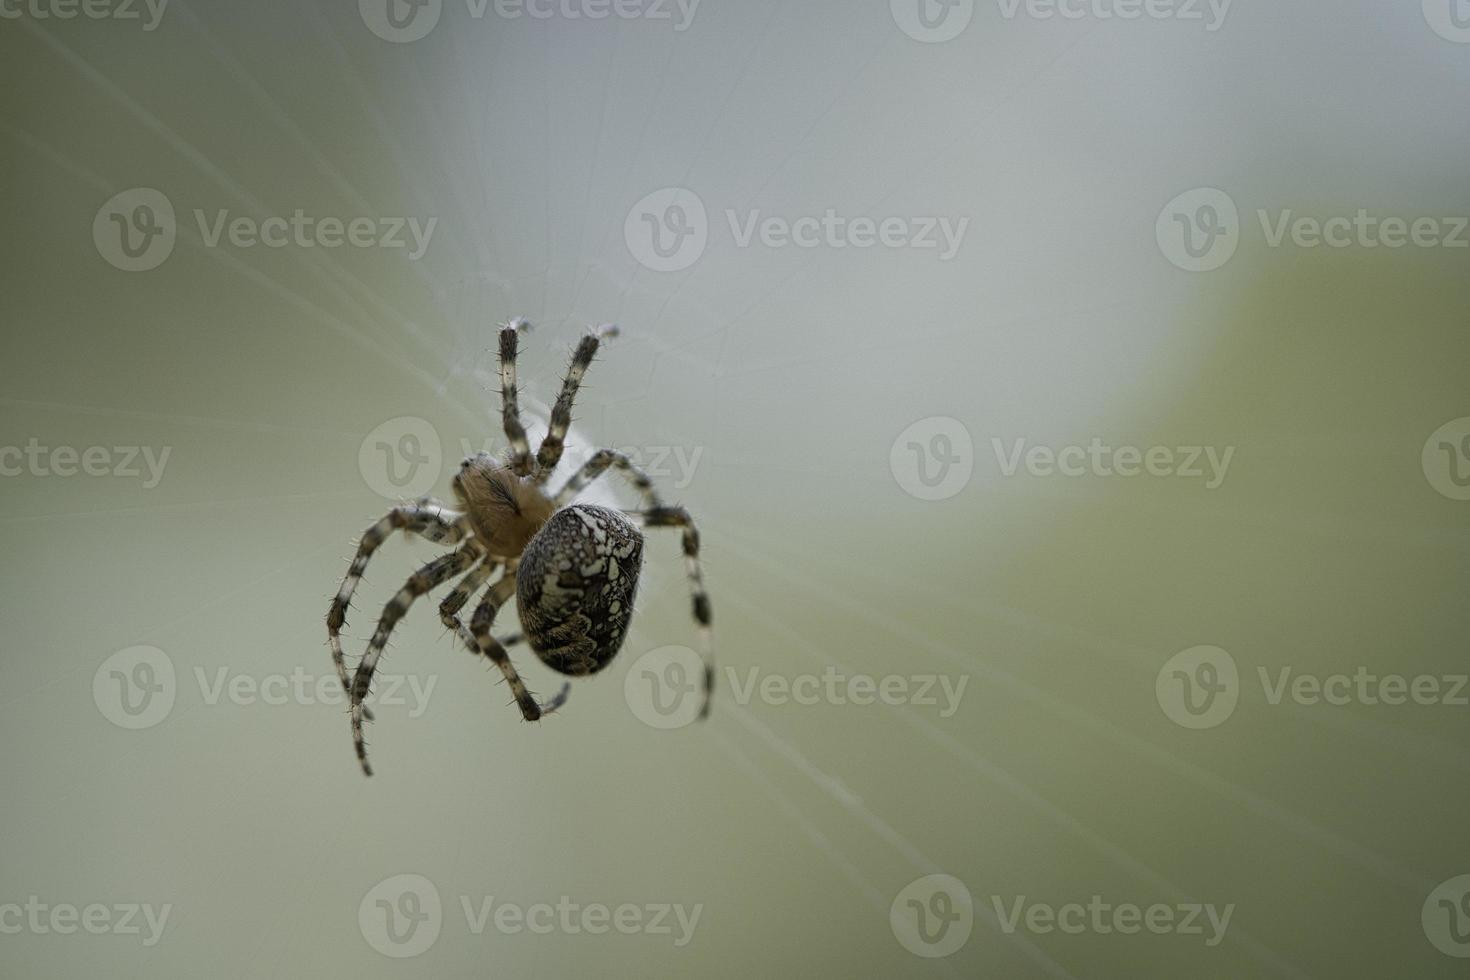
[469,566,571,721]
[497,318,535,477]
[327,500,466,722]
[349,543,481,776]
[534,323,619,483]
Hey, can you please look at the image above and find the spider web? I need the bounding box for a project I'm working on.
[7,4,1464,978]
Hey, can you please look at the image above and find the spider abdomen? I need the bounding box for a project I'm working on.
[516,504,643,676]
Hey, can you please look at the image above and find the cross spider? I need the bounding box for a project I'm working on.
[327,319,713,775]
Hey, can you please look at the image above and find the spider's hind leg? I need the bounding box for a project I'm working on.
[327,500,466,724]
[635,506,714,720]
[469,568,571,721]
[349,542,481,776]
[552,449,714,719]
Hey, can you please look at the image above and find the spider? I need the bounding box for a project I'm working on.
[326,318,713,775]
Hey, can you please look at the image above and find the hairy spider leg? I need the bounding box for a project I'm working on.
[350,543,482,776]
[327,500,466,724]
[631,506,714,719]
[534,324,618,482]
[497,317,534,477]
[469,564,571,721]
[554,448,714,720]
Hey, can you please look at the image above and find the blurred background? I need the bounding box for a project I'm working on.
[2,1,1469,976]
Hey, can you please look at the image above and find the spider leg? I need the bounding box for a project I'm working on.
[533,323,619,483]
[553,447,658,507]
[438,560,531,657]
[498,317,534,477]
[438,557,498,642]
[438,559,534,666]
[349,543,481,776]
[632,506,714,720]
[327,499,467,723]
[555,449,714,720]
[469,566,571,720]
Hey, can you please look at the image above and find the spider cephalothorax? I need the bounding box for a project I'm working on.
[326,319,712,776]
[450,453,555,558]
